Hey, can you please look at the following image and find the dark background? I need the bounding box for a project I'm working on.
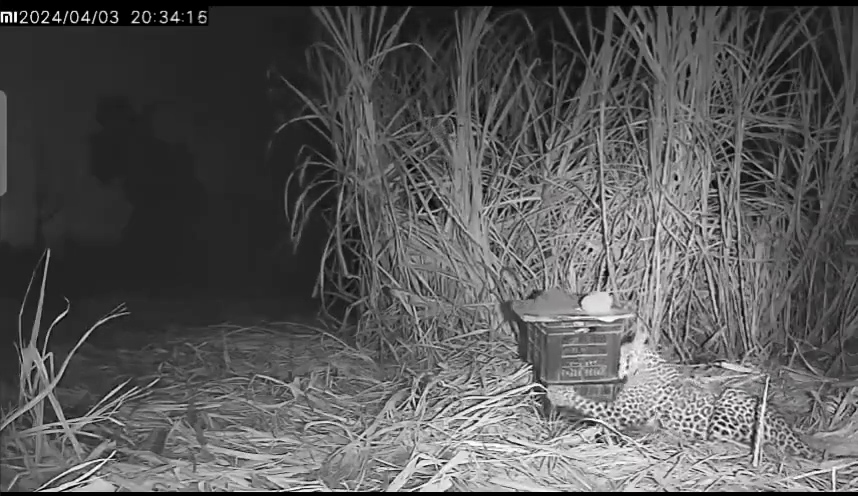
[0,8,331,360]
[0,8,320,293]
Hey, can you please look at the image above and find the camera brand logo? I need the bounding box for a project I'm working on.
[0,90,6,196]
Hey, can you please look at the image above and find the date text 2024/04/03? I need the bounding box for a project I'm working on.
[0,9,210,27]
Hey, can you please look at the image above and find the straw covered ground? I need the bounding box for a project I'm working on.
[2,284,857,492]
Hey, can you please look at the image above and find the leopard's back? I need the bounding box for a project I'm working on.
[622,347,717,438]
[709,388,821,460]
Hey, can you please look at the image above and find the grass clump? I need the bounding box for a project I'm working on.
[274,7,858,367]
[0,251,142,491]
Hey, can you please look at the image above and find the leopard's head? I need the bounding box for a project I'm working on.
[618,325,660,379]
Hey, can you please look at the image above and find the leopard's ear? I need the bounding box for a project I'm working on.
[630,321,652,349]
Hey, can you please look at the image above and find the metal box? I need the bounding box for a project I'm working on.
[509,289,636,414]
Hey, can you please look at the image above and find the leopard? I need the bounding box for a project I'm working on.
[547,339,717,440]
[707,388,820,460]
[546,336,821,460]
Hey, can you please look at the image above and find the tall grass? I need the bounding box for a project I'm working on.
[272,6,858,364]
[0,251,138,491]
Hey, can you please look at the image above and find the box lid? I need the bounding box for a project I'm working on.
[510,288,636,323]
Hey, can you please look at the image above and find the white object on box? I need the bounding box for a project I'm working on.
[581,291,613,315]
